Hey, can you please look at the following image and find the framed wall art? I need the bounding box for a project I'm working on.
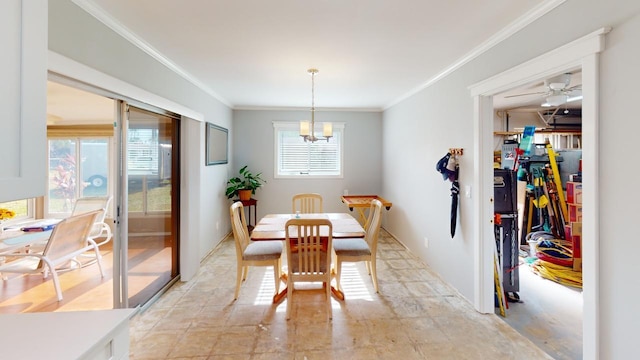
[206,122,228,165]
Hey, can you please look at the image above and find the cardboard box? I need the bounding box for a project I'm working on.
[570,221,583,271]
[573,257,582,272]
[566,181,583,205]
[572,234,582,259]
[571,222,582,237]
[568,204,582,222]
[572,234,582,271]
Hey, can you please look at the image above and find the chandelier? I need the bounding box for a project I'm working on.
[300,68,332,142]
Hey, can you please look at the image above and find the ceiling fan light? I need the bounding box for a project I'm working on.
[544,94,567,107]
[545,73,572,91]
[548,82,567,91]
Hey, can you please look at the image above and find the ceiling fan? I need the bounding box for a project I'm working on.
[504,73,583,107]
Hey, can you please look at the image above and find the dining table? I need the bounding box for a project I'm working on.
[251,212,365,303]
[0,223,55,255]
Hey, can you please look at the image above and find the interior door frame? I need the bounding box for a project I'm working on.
[48,51,202,309]
[469,27,609,358]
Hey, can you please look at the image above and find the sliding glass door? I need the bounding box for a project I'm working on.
[116,104,180,308]
[41,78,181,311]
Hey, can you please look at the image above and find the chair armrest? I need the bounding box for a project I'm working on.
[90,222,112,247]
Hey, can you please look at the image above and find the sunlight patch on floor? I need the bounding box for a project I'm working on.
[336,263,375,301]
[253,267,279,306]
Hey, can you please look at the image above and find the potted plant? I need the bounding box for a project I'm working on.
[226,165,266,201]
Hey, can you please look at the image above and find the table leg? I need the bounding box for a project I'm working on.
[273,287,288,304]
[331,286,345,301]
[329,267,345,300]
[272,273,289,304]
[356,208,367,226]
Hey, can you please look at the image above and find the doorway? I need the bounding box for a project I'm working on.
[469,28,609,357]
[492,72,583,358]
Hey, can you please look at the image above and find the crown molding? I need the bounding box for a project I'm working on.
[384,0,567,110]
[72,0,232,108]
[233,106,382,112]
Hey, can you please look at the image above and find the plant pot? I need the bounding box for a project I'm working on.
[238,189,252,201]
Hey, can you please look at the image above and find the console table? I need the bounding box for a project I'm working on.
[234,198,257,232]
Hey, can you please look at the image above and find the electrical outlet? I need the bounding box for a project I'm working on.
[424,237,429,248]
[465,185,472,198]
[216,221,219,230]
[343,189,349,196]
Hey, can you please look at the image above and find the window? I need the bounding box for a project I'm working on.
[0,199,34,224]
[273,121,344,178]
[48,138,111,215]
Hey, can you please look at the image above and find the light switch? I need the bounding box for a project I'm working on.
[465,185,471,198]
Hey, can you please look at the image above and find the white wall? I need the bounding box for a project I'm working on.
[598,12,640,358]
[49,0,233,268]
[232,109,382,217]
[382,1,640,358]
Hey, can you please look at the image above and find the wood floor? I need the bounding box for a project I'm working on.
[0,240,173,314]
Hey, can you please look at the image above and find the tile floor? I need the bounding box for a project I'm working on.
[129,229,553,359]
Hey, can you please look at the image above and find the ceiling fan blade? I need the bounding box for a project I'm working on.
[504,91,546,98]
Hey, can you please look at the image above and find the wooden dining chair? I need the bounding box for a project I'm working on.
[230,201,282,300]
[333,199,383,293]
[292,193,323,214]
[0,210,105,301]
[284,218,333,320]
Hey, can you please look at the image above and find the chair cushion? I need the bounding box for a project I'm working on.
[333,238,371,257]
[243,241,283,261]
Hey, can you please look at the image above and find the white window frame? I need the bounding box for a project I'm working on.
[0,198,36,225]
[273,121,345,179]
[46,136,113,218]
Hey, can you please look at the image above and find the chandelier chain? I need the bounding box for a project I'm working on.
[300,68,331,142]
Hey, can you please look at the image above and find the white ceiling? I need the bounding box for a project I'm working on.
[493,70,582,111]
[47,81,115,125]
[74,0,547,111]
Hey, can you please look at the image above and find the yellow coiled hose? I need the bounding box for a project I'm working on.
[532,259,582,288]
